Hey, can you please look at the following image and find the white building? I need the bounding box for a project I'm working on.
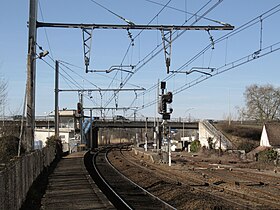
[35,128,76,152]
[260,123,280,153]
[35,110,78,152]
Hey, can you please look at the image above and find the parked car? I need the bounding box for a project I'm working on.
[113,115,129,121]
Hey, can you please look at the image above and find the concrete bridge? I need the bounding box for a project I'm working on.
[93,119,198,129]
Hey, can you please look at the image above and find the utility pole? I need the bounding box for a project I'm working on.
[55,60,59,138]
[89,109,93,148]
[79,93,84,144]
[145,117,148,151]
[26,0,38,152]
[158,81,173,166]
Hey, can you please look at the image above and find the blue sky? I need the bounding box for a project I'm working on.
[1,0,280,120]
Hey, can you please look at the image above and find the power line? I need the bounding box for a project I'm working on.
[103,0,223,108]
[38,0,54,58]
[133,4,280,112]
[89,0,135,25]
[40,58,82,90]
[59,61,101,90]
[104,0,172,104]
[138,39,280,111]
[144,0,230,26]
[138,3,280,100]
[40,57,101,107]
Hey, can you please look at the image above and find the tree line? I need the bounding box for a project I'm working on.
[238,84,280,123]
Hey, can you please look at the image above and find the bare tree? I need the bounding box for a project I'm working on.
[0,76,8,114]
[244,84,280,122]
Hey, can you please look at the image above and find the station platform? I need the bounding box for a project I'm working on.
[41,152,115,210]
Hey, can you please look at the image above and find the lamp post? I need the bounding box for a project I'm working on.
[45,111,54,138]
[182,108,194,138]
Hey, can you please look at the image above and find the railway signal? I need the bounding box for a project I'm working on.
[77,102,83,116]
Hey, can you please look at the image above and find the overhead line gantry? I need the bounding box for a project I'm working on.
[26,0,234,152]
[36,21,234,31]
[36,21,234,73]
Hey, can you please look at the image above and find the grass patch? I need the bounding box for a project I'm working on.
[218,123,262,141]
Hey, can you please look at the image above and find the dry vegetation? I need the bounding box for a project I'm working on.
[214,121,262,151]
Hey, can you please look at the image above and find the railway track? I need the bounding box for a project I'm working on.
[189,162,280,207]
[173,154,280,206]
[84,146,175,210]
[111,147,280,210]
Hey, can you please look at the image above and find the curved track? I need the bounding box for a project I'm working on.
[84,146,176,210]
[111,147,280,210]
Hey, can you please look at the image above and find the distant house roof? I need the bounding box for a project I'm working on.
[264,123,280,147]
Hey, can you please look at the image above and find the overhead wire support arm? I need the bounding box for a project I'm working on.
[88,65,135,73]
[58,88,145,92]
[83,107,139,110]
[161,30,172,74]
[37,21,234,75]
[82,28,93,73]
[170,67,215,76]
[36,21,234,31]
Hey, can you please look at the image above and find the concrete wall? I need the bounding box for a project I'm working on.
[199,121,232,150]
[0,146,56,210]
[199,122,214,148]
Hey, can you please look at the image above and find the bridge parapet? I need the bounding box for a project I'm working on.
[93,119,198,129]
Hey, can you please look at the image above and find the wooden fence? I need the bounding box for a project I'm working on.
[0,146,56,210]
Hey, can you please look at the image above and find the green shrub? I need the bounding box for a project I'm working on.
[258,149,278,162]
[190,140,201,153]
[46,135,58,147]
[0,136,24,163]
[237,141,256,153]
[46,135,63,158]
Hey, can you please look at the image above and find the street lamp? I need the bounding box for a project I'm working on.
[38,50,49,59]
[182,108,194,138]
[45,110,54,138]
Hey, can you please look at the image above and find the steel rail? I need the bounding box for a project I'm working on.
[105,146,177,210]
[87,146,176,210]
[119,147,256,210]
[85,148,132,210]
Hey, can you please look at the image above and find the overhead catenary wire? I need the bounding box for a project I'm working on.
[103,0,220,108]
[38,0,54,58]
[121,0,222,106]
[40,57,100,107]
[138,3,280,99]
[59,60,145,90]
[36,1,280,116]
[102,0,172,104]
[131,3,280,113]
[89,0,135,25]
[41,55,104,107]
[59,61,101,90]
[139,40,280,110]
[120,0,221,89]
[144,0,230,26]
